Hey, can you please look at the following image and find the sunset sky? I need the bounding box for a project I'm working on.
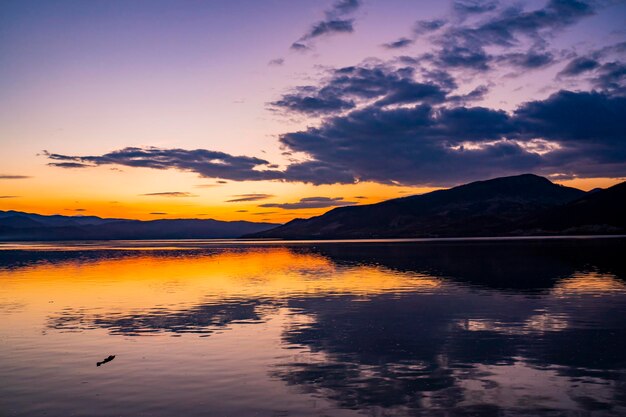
[1,0,625,222]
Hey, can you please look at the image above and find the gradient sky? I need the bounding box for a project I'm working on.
[1,0,625,222]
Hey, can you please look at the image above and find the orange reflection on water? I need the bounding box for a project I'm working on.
[551,272,626,296]
[0,248,441,325]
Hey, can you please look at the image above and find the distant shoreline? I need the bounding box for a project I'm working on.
[1,234,625,251]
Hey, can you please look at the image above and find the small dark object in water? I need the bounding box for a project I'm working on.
[97,355,115,367]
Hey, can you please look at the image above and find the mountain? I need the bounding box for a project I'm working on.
[518,180,626,234]
[248,174,591,239]
[0,211,279,241]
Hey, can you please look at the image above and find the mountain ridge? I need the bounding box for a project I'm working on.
[0,211,279,241]
[249,174,624,239]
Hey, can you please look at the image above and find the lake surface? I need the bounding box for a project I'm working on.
[1,238,626,416]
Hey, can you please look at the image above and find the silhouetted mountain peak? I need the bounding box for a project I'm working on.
[249,174,593,239]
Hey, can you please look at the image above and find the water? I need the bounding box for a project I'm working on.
[1,238,626,416]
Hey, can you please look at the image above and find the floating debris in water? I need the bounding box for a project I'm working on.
[97,355,115,367]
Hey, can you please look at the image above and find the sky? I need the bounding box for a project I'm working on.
[1,0,625,222]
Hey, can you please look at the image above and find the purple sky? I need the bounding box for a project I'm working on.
[1,0,625,219]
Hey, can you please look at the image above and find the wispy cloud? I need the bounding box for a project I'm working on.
[268,58,285,66]
[260,196,357,209]
[226,194,274,202]
[291,0,361,51]
[141,192,197,198]
[0,175,31,179]
[45,147,283,181]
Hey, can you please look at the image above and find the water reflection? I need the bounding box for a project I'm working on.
[1,239,626,416]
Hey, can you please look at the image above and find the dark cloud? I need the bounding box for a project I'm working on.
[392,0,597,73]
[453,0,594,48]
[278,90,626,185]
[384,19,446,50]
[514,90,626,145]
[252,211,278,215]
[593,61,626,93]
[48,162,91,168]
[271,64,448,115]
[141,192,197,198]
[236,210,248,213]
[308,19,354,38]
[453,0,499,17]
[327,0,360,17]
[435,46,492,71]
[558,56,600,76]
[272,86,355,115]
[382,37,414,49]
[0,196,19,199]
[292,0,360,51]
[413,19,447,35]
[226,194,274,202]
[0,175,31,179]
[45,147,283,181]
[500,50,555,69]
[290,42,310,52]
[260,197,357,210]
[45,89,626,188]
[448,85,489,104]
[150,212,168,215]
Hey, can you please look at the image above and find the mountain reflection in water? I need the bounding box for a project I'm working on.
[1,238,625,416]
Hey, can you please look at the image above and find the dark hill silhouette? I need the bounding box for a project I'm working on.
[248,174,592,239]
[0,211,279,241]
[519,180,626,234]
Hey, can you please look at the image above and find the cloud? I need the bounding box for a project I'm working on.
[277,90,626,185]
[558,56,600,76]
[236,210,248,213]
[0,196,19,199]
[268,58,285,66]
[499,50,556,69]
[150,212,168,215]
[260,197,357,209]
[47,162,90,168]
[226,194,274,202]
[593,61,626,93]
[414,18,447,35]
[141,192,197,198]
[554,41,626,94]
[271,64,448,115]
[45,147,284,181]
[453,0,499,18]
[382,37,414,49]
[383,19,446,50]
[0,175,31,179]
[291,0,360,51]
[46,90,626,187]
[384,0,596,74]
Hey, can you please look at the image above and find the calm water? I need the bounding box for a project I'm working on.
[1,238,626,416]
